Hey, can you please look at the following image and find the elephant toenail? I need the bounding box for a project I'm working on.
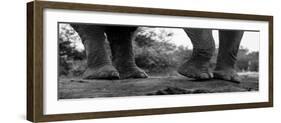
[231,76,241,83]
[199,73,209,79]
[141,73,148,78]
[110,72,118,76]
[208,73,214,78]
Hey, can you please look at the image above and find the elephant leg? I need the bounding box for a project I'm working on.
[105,26,148,79]
[71,24,119,79]
[214,30,244,83]
[178,28,215,80]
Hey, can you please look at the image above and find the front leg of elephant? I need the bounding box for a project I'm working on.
[214,30,244,83]
[179,28,243,83]
[105,26,148,79]
[178,28,215,80]
[71,24,120,79]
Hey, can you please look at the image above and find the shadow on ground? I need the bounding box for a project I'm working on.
[58,76,258,99]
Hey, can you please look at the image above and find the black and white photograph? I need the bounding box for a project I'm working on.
[58,23,259,99]
[26,1,273,122]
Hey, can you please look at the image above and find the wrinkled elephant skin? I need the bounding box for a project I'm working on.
[178,29,243,83]
[70,24,243,83]
[71,24,148,79]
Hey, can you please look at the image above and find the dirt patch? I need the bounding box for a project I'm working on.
[146,87,212,95]
[58,76,258,99]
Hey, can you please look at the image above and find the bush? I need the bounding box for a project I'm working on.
[236,47,259,72]
[58,24,86,77]
[133,27,192,74]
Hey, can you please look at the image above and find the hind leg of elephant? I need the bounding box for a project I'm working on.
[214,30,244,83]
[178,28,215,80]
[105,26,148,79]
[71,24,119,79]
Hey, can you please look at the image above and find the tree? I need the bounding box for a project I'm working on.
[247,52,259,71]
[133,27,186,73]
[58,24,86,76]
[236,46,259,72]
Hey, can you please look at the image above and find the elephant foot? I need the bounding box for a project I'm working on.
[82,65,120,80]
[177,60,213,80]
[118,67,148,79]
[213,68,241,83]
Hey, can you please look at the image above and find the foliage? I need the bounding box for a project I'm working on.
[59,24,86,76]
[133,27,192,74]
[236,47,259,72]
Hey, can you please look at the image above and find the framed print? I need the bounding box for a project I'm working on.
[27,1,273,122]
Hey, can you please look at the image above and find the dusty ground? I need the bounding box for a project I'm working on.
[58,74,258,99]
